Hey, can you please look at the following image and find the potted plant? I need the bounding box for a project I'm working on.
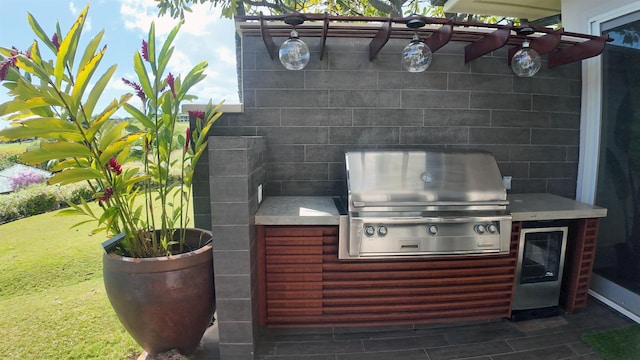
[0,4,221,356]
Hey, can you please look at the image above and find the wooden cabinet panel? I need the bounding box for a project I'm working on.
[561,218,600,312]
[258,224,518,327]
[257,219,598,327]
[258,226,334,325]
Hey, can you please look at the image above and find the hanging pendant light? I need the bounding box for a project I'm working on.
[401,16,432,73]
[401,33,433,72]
[279,15,310,70]
[511,28,541,77]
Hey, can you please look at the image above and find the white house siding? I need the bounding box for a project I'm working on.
[562,0,638,33]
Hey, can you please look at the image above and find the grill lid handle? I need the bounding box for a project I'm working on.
[352,200,509,208]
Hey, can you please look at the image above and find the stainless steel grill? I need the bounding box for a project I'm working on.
[338,150,512,259]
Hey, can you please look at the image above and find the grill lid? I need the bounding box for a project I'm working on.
[345,150,507,211]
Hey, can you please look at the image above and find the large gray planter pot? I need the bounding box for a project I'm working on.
[102,228,215,356]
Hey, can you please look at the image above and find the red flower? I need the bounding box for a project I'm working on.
[0,59,11,81]
[52,33,60,51]
[10,46,30,60]
[142,40,149,62]
[167,72,175,98]
[188,110,204,120]
[107,157,122,175]
[122,78,146,104]
[0,46,28,81]
[184,127,191,154]
[98,187,114,202]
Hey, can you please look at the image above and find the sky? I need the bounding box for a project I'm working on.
[0,0,240,128]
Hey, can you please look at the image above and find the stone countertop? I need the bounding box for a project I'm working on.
[255,193,607,225]
[254,196,342,225]
[507,193,607,221]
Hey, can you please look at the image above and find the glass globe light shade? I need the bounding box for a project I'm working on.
[279,30,310,71]
[511,41,541,77]
[401,34,432,73]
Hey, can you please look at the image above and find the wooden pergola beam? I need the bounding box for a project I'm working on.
[424,20,453,53]
[548,34,611,68]
[259,12,278,60]
[465,25,512,63]
[369,16,392,60]
[320,13,329,60]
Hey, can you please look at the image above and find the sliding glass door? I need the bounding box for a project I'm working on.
[591,9,640,321]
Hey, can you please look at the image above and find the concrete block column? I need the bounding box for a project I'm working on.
[208,136,266,360]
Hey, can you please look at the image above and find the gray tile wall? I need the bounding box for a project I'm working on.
[199,35,581,204]
[208,136,266,360]
[194,34,582,359]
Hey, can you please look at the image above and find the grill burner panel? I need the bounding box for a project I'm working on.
[340,150,512,260]
[348,215,511,257]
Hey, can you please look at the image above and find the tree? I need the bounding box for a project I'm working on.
[154,0,438,18]
[153,0,514,24]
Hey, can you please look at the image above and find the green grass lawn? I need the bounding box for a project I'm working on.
[0,120,195,359]
[0,203,140,359]
[0,140,36,155]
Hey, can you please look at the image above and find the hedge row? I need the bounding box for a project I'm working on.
[0,183,94,224]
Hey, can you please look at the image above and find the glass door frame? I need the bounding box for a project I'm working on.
[580,2,640,323]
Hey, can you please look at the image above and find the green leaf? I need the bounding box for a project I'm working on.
[11,77,44,101]
[148,22,156,73]
[83,64,119,118]
[58,206,83,216]
[0,97,57,115]
[80,196,96,218]
[55,5,88,87]
[71,43,106,106]
[99,132,146,164]
[133,51,153,104]
[98,120,129,153]
[176,61,207,100]
[78,29,105,73]
[19,141,90,164]
[157,21,182,77]
[123,103,155,129]
[86,94,131,143]
[27,13,58,54]
[22,117,77,131]
[48,168,104,185]
[67,218,98,229]
[157,47,174,83]
[0,117,82,141]
[122,174,150,189]
[51,158,88,171]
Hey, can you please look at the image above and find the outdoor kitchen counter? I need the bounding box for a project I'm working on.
[254,196,341,225]
[507,193,607,221]
[254,193,606,224]
[255,194,606,327]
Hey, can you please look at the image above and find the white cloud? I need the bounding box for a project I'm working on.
[69,1,78,15]
[216,47,236,65]
[85,16,92,32]
[115,0,240,105]
[118,0,222,36]
[119,0,180,36]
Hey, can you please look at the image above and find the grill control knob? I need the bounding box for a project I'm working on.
[474,224,486,234]
[487,224,498,234]
[427,225,438,235]
[378,226,388,236]
[364,225,375,237]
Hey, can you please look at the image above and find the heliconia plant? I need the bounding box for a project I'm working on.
[0,3,222,257]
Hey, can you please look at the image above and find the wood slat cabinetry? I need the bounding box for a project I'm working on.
[561,218,600,312]
[257,224,520,327]
[257,218,602,327]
